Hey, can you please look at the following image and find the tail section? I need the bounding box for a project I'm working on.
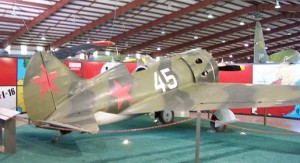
[24,51,81,125]
[254,21,268,63]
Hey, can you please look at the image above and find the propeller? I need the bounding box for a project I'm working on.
[217,58,245,71]
[218,64,245,71]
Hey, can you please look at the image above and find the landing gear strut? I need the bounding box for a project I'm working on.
[210,114,227,132]
[51,130,71,143]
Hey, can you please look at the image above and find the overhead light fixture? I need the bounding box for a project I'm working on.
[288,30,291,35]
[266,25,271,31]
[168,1,172,10]
[244,43,249,47]
[194,35,198,39]
[157,47,161,51]
[239,20,245,26]
[41,34,46,40]
[207,12,213,19]
[156,57,160,62]
[86,38,90,44]
[247,56,251,60]
[161,29,165,35]
[221,39,226,43]
[72,14,76,22]
[11,7,16,15]
[275,0,281,9]
[229,54,233,58]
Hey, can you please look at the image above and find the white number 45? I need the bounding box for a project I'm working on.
[154,68,178,92]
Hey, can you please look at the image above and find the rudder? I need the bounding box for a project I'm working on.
[24,51,80,125]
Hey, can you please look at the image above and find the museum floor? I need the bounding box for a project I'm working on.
[1,113,300,163]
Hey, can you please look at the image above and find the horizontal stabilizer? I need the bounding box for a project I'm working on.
[40,119,99,134]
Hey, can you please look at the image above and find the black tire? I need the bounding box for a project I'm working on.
[210,114,227,132]
[156,110,174,124]
[51,136,59,144]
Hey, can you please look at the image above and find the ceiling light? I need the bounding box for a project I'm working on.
[157,47,161,51]
[229,54,233,58]
[244,43,249,47]
[72,14,76,22]
[207,12,213,19]
[161,29,165,35]
[194,35,198,39]
[275,0,281,9]
[86,38,90,44]
[266,25,271,31]
[11,8,16,15]
[168,1,172,10]
[247,56,251,60]
[156,57,160,62]
[41,34,46,40]
[288,30,291,35]
[221,39,226,43]
[239,19,245,26]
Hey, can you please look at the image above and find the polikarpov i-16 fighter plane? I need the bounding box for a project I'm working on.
[24,49,300,142]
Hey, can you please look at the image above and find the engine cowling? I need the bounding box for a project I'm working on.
[180,49,219,83]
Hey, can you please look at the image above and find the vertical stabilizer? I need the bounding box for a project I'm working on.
[254,21,268,63]
[24,51,81,124]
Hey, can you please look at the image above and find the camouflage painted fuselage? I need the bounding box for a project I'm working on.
[24,49,300,133]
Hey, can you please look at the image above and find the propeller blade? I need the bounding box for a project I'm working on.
[218,65,245,71]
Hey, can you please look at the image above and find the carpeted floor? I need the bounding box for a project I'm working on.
[1,115,300,163]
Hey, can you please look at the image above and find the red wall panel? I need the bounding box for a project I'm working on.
[83,62,105,79]
[219,64,252,83]
[0,57,16,85]
[219,64,253,114]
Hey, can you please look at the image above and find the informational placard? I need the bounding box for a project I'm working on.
[253,64,300,118]
[0,108,20,120]
[0,57,16,86]
[64,61,83,77]
[0,86,17,110]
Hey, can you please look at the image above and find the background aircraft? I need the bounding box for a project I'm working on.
[254,21,300,63]
[24,49,300,142]
[52,40,115,59]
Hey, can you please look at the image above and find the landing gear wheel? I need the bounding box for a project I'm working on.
[210,115,227,132]
[156,110,174,124]
[50,130,72,143]
[51,136,60,144]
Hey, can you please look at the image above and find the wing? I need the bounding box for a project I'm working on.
[121,83,300,114]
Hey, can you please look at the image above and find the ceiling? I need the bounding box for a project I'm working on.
[0,0,299,63]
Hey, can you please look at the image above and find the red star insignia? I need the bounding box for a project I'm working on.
[31,64,58,99]
[110,80,134,110]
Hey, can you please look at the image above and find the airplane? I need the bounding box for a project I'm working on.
[24,48,300,143]
[254,21,300,63]
[52,40,115,59]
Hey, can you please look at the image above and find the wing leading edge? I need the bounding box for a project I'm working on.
[122,83,300,114]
